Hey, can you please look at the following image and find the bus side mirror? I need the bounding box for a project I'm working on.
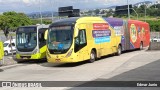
[44,30,48,40]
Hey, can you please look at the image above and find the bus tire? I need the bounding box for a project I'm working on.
[140,42,143,50]
[89,50,96,63]
[116,45,122,56]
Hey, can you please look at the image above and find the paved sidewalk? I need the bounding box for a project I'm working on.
[0,55,17,66]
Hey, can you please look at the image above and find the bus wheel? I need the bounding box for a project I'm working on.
[89,50,96,63]
[116,45,122,56]
[140,42,143,50]
[4,51,8,56]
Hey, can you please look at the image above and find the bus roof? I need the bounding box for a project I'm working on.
[49,17,149,27]
[19,24,49,28]
[50,17,80,27]
[50,17,125,27]
[19,25,37,28]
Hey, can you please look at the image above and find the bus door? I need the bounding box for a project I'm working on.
[75,24,88,61]
[38,28,48,58]
[110,29,117,53]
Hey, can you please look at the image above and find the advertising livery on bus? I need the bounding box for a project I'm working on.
[16,24,49,60]
[46,17,150,63]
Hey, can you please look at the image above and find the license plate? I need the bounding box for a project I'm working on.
[56,59,61,62]
[23,57,28,59]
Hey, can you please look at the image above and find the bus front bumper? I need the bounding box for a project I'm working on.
[47,53,79,63]
[16,53,45,60]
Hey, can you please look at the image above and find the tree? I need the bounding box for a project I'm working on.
[106,9,114,17]
[0,11,32,38]
[94,9,100,15]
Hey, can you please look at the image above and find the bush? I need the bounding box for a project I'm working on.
[146,20,160,32]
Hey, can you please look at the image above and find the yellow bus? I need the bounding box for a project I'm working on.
[0,41,4,60]
[46,17,150,63]
[16,24,49,60]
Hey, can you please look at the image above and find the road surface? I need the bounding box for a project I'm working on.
[0,49,160,90]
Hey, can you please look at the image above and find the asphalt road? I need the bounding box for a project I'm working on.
[0,49,160,90]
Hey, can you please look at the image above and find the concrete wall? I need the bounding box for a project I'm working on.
[148,42,160,50]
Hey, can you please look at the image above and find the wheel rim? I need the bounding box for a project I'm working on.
[91,52,95,60]
[118,47,121,54]
[140,43,143,50]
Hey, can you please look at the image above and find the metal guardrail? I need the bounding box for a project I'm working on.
[149,32,160,50]
[151,32,160,41]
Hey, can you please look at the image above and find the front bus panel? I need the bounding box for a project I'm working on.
[16,25,48,60]
[47,25,78,63]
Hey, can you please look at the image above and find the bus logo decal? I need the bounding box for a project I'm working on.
[93,23,111,44]
[92,30,111,38]
[93,23,109,30]
[95,37,110,44]
[130,24,137,43]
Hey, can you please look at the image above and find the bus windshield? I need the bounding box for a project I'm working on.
[16,27,37,52]
[48,26,73,54]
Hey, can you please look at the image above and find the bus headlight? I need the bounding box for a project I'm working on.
[66,49,73,58]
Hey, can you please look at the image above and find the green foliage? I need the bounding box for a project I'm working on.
[31,19,52,25]
[94,9,100,14]
[43,19,52,24]
[0,11,32,31]
[146,20,160,32]
[114,4,160,31]
[115,4,160,18]
[106,9,114,17]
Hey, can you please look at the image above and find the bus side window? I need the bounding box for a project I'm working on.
[79,30,87,46]
[74,30,87,52]
[39,32,46,48]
